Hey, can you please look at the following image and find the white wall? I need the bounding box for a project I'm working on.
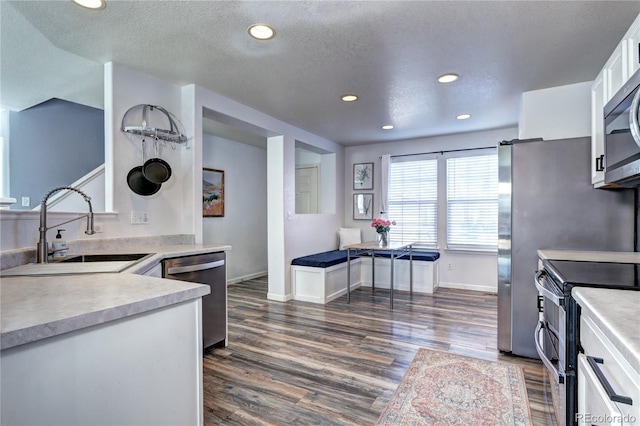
[185,85,345,301]
[1,63,194,251]
[104,62,192,237]
[344,127,519,292]
[202,134,267,283]
[519,81,592,141]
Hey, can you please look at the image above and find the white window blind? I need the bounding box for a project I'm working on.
[446,153,498,249]
[388,158,438,247]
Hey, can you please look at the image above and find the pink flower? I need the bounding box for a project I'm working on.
[371,218,395,234]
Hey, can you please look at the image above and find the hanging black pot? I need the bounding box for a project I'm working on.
[142,141,172,184]
[127,166,161,196]
[127,139,161,196]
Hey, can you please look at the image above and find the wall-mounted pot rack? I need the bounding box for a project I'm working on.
[121,104,187,144]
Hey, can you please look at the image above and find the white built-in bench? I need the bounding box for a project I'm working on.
[291,249,440,304]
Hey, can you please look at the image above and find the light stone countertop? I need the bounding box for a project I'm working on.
[0,244,231,350]
[572,287,640,373]
[538,249,640,264]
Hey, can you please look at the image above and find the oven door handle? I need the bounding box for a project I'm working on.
[534,270,563,307]
[535,321,564,384]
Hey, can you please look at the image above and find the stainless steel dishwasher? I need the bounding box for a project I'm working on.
[163,252,226,351]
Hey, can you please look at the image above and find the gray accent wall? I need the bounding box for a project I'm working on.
[9,98,104,209]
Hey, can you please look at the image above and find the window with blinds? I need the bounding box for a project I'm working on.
[387,158,438,247]
[446,153,498,249]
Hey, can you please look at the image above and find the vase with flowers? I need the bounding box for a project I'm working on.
[371,218,396,246]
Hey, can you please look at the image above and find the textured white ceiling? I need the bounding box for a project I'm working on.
[2,1,640,146]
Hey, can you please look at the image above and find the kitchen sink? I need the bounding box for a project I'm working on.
[59,253,152,263]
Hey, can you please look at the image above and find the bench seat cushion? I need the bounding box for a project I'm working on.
[291,250,349,268]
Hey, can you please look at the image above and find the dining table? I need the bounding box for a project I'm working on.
[344,241,416,309]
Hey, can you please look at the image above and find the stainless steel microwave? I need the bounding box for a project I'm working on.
[604,68,640,187]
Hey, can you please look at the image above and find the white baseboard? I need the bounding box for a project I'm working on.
[439,281,496,293]
[267,292,293,302]
[227,270,268,285]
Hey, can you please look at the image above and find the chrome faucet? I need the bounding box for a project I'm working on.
[36,186,96,263]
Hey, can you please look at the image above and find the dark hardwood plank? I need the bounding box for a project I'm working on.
[203,278,557,425]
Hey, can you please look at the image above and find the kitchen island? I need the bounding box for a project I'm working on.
[1,243,230,426]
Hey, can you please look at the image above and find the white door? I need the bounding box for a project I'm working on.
[295,165,319,214]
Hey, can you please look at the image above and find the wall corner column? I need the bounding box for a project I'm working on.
[267,135,287,301]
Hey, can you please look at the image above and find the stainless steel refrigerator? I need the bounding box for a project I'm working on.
[497,137,635,358]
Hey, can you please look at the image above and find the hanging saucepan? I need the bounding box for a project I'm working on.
[142,139,172,184]
[127,139,161,196]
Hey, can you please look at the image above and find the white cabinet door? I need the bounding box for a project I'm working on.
[604,41,629,104]
[577,354,624,426]
[627,15,640,77]
[579,315,640,426]
[591,70,606,187]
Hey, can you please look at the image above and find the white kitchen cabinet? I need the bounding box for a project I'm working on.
[603,40,628,105]
[578,315,639,425]
[626,14,640,77]
[1,299,204,426]
[591,13,640,188]
[591,69,606,187]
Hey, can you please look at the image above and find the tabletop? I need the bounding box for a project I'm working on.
[345,241,415,251]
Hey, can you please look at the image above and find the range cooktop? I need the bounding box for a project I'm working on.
[544,259,640,290]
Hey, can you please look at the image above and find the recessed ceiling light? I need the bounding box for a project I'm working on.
[382,125,394,130]
[437,73,459,83]
[71,0,106,10]
[248,24,276,40]
[456,114,471,120]
[341,94,358,102]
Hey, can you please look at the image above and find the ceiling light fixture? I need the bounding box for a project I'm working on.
[382,125,394,130]
[248,24,276,40]
[456,114,471,120]
[71,0,106,10]
[437,73,459,83]
[341,94,358,102]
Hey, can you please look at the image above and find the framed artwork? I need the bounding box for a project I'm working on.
[353,193,374,220]
[353,162,374,190]
[203,168,224,217]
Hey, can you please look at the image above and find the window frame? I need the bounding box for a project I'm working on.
[387,155,439,248]
[445,149,498,252]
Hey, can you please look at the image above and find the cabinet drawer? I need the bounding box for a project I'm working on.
[578,354,624,425]
[580,316,639,425]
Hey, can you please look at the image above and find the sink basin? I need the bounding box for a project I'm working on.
[1,253,155,277]
[59,253,152,263]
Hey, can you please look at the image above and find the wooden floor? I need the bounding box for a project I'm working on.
[203,277,557,425]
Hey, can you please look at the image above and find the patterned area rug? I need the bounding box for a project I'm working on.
[377,349,532,426]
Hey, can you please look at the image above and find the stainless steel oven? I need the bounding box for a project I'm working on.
[535,269,569,425]
[536,259,640,426]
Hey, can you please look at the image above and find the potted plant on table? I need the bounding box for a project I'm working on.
[371,218,396,246]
